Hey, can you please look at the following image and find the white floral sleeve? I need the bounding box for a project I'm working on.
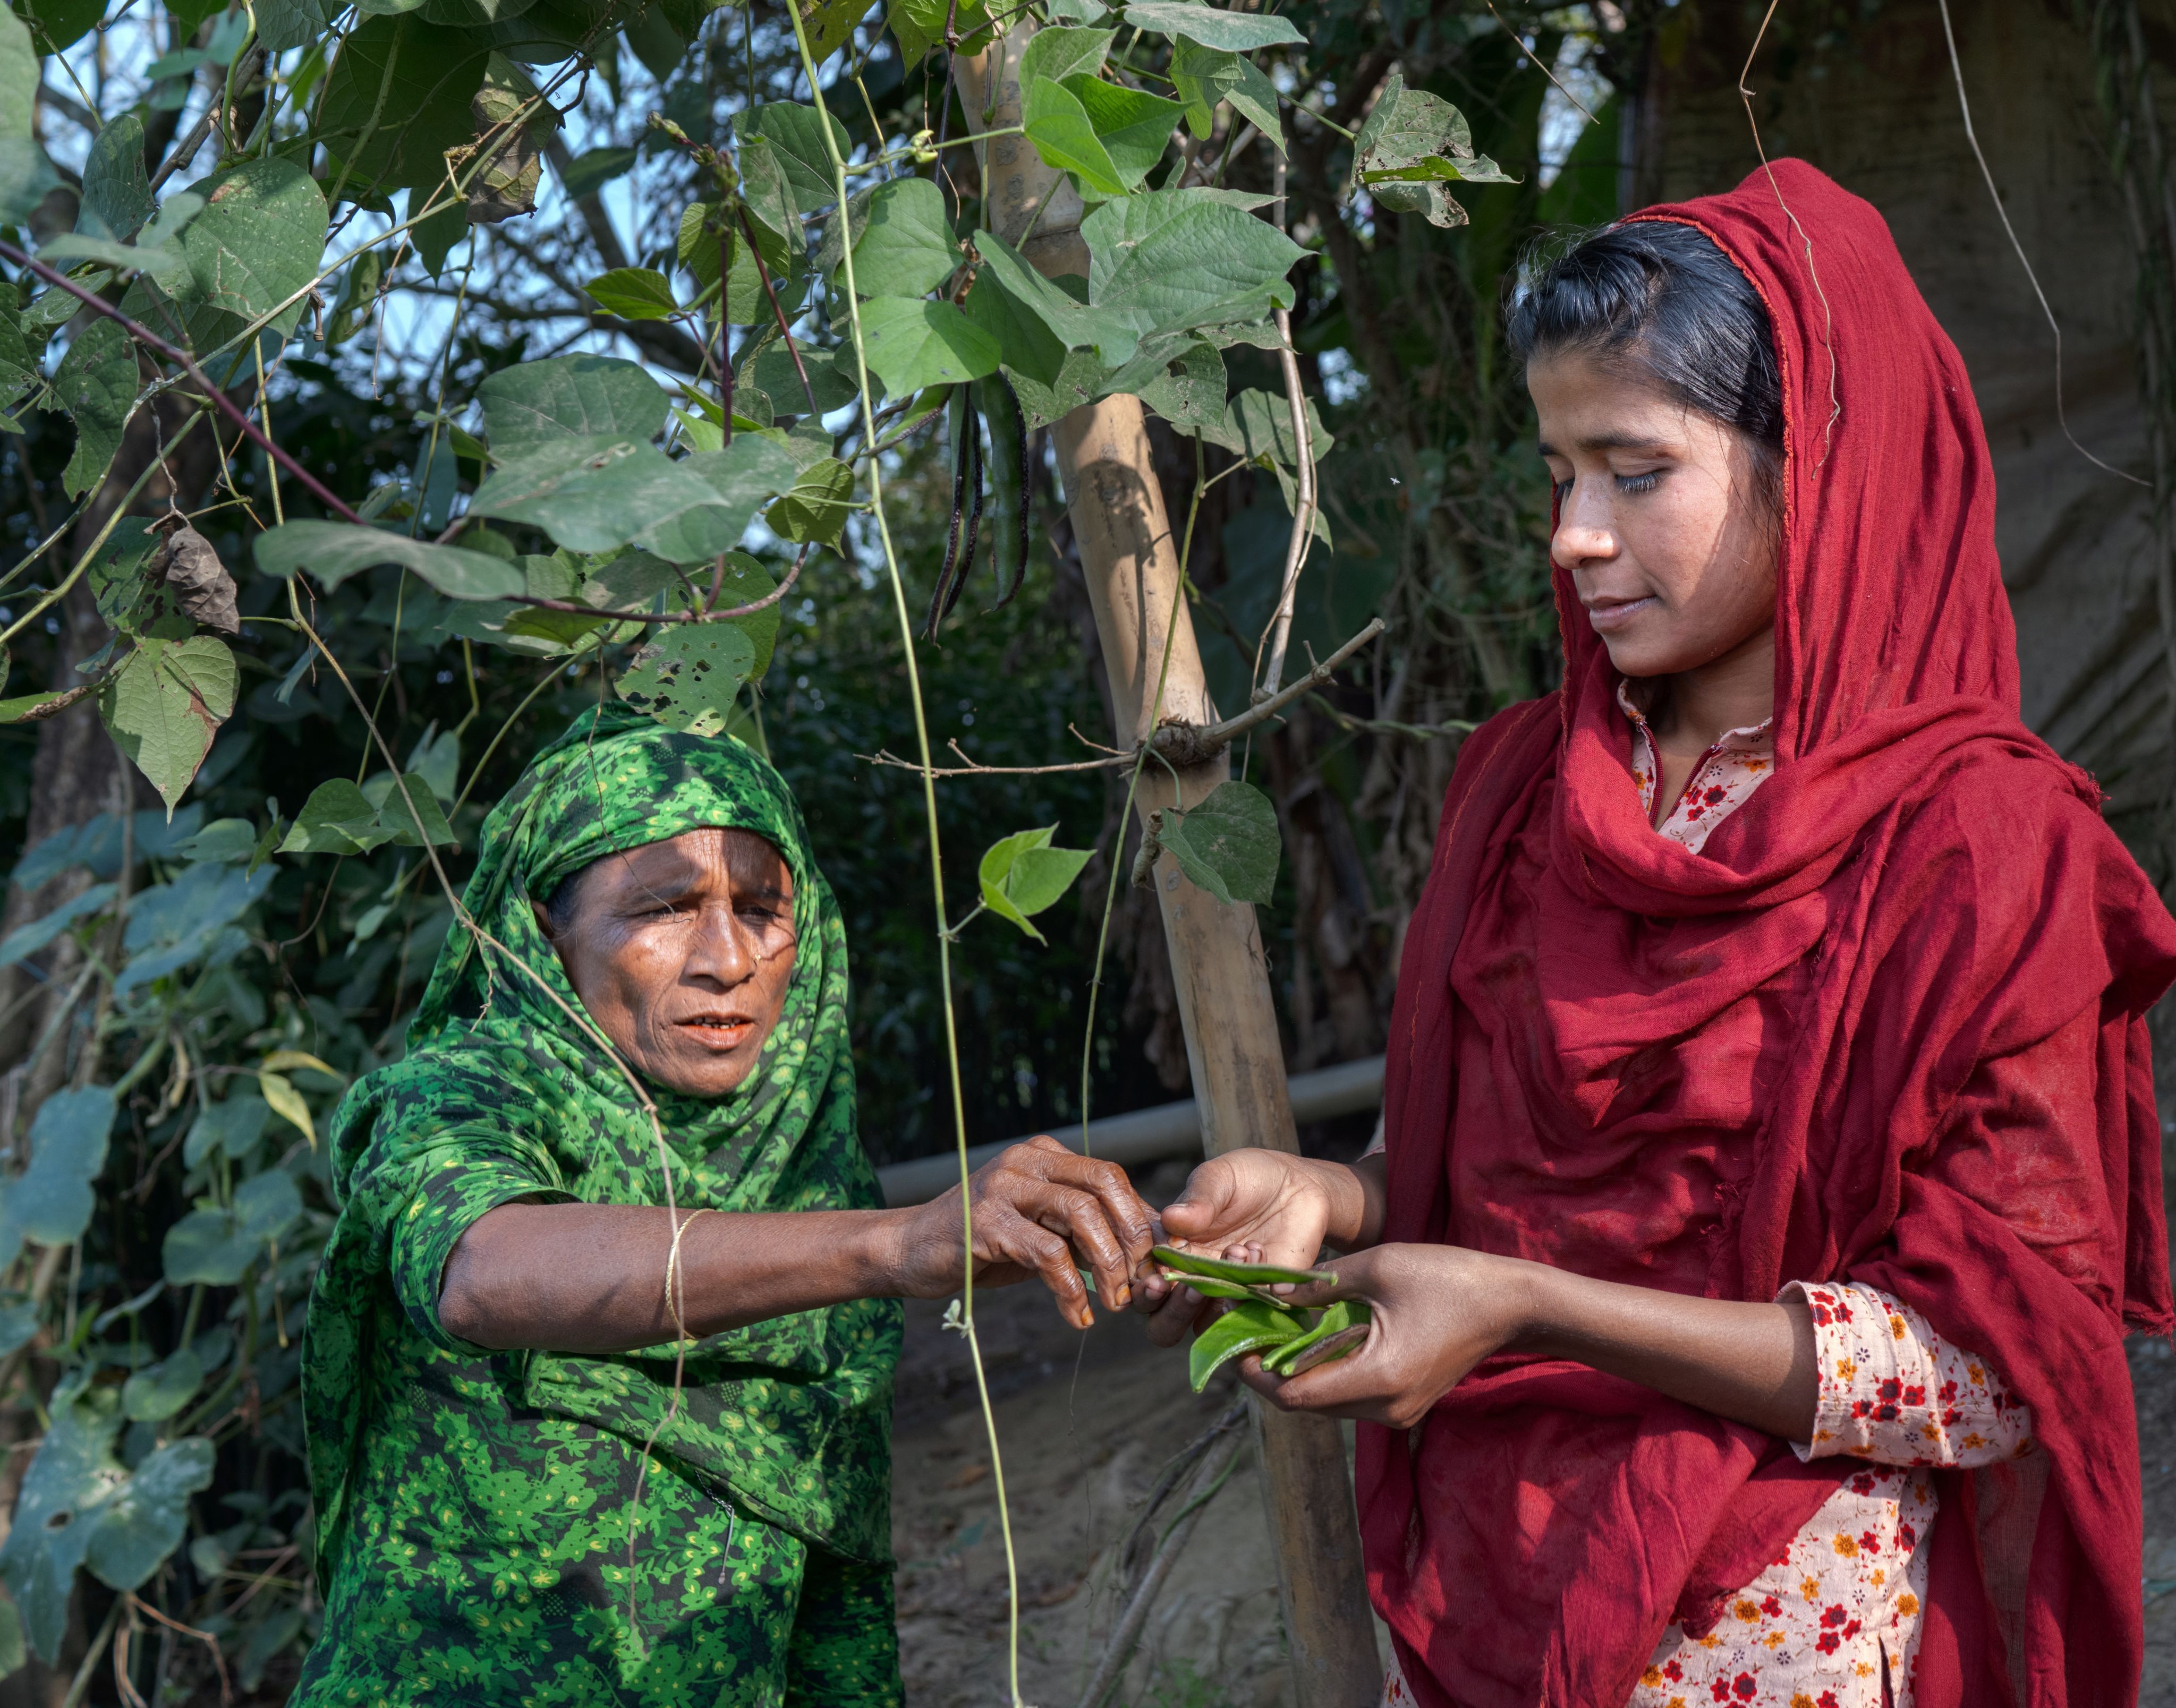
[1782,1280,2034,1466]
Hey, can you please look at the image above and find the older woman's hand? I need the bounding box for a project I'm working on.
[890,1137,1160,1329]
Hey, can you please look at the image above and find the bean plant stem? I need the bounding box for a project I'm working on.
[780,12,1025,1703]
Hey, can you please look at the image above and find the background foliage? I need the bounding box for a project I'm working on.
[0,0,1646,1696]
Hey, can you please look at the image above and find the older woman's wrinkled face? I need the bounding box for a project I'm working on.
[536,827,797,1099]
[1529,349,1779,680]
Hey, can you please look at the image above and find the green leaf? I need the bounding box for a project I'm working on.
[471,439,748,563]
[885,0,990,66]
[5,1087,113,1257]
[12,0,101,54]
[79,114,154,240]
[794,0,872,71]
[83,1436,215,1592]
[1187,1299,1305,1391]
[176,816,260,862]
[850,176,958,299]
[1082,187,1303,350]
[976,826,1092,943]
[372,773,458,849]
[0,1377,122,1659]
[742,341,858,414]
[703,551,783,679]
[1017,23,1113,87]
[234,1165,303,1237]
[0,1586,21,1679]
[857,297,1000,397]
[54,317,138,500]
[617,625,758,736]
[1137,339,1227,432]
[100,638,239,813]
[0,1293,35,1356]
[0,882,117,969]
[254,0,329,50]
[180,156,330,329]
[162,1172,301,1286]
[252,521,527,600]
[318,15,493,198]
[0,5,32,138]
[1121,0,1302,48]
[557,143,637,201]
[1022,74,1125,198]
[764,456,855,545]
[1169,40,1281,151]
[1348,72,1508,229]
[36,232,187,277]
[584,267,679,321]
[0,136,56,225]
[961,271,1072,389]
[121,1347,205,1422]
[1062,74,1184,190]
[1158,780,1280,905]
[730,136,802,258]
[477,353,668,450]
[278,778,393,856]
[734,103,852,207]
[1152,1244,1335,1286]
[641,435,799,563]
[184,1096,269,1168]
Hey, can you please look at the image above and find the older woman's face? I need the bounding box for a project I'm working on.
[1529,349,1779,680]
[536,827,797,1099]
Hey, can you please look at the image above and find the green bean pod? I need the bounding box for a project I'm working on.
[1188,1299,1307,1393]
[1152,1244,1336,1289]
[1260,1300,1372,1377]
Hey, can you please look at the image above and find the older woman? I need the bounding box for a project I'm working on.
[1138,164,2176,1706]
[295,705,1153,1705]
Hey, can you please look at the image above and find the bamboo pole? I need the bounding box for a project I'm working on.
[954,37,1382,1708]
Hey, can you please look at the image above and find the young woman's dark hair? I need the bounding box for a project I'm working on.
[1507,221,1786,505]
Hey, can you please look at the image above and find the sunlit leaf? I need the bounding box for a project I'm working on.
[857,297,1000,397]
[99,637,239,813]
[734,103,851,207]
[850,176,959,299]
[1121,0,1302,48]
[584,266,679,321]
[977,826,1092,943]
[1017,23,1113,88]
[618,625,758,736]
[884,0,991,67]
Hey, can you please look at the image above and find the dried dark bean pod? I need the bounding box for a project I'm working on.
[923,387,974,639]
[975,373,1029,609]
[942,421,983,627]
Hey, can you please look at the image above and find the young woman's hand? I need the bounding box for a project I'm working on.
[889,1137,1159,1328]
[1132,1150,1380,1347]
[1232,1244,1531,1427]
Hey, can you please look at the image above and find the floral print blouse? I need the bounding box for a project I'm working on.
[1376,698,2037,1708]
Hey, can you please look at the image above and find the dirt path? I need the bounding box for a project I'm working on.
[894,1269,2176,1706]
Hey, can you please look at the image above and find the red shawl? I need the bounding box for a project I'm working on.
[1359,159,2176,1707]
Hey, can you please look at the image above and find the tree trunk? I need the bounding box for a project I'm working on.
[954,36,1383,1708]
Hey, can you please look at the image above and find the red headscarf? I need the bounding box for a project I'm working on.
[1360,159,2176,1706]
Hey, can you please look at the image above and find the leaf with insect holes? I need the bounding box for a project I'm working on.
[764,457,855,546]
[1348,72,1513,229]
[977,826,1093,943]
[253,522,525,600]
[1157,780,1279,905]
[618,625,759,736]
[154,525,240,635]
[584,266,679,322]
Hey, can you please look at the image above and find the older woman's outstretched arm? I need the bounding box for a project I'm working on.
[441,1137,1158,1352]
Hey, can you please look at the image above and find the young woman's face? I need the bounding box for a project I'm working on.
[536,827,798,1099]
[1528,349,1780,679]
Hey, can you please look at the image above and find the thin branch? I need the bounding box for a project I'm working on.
[737,205,820,415]
[500,542,812,624]
[0,240,362,523]
[1483,1,1599,126]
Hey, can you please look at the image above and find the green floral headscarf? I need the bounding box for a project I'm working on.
[302,704,900,1587]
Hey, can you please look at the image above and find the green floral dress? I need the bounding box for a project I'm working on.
[294,706,904,1707]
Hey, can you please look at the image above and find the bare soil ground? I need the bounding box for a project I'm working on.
[892,1169,2176,1708]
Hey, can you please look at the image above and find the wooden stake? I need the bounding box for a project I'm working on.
[954,35,1382,1708]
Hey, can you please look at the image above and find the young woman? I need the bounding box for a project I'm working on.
[295,707,1156,1705]
[1136,162,2176,1705]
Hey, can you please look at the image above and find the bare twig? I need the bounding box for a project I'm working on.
[737,206,820,415]
[126,1595,232,1706]
[0,240,363,523]
[1483,1,1599,126]
[502,542,812,624]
